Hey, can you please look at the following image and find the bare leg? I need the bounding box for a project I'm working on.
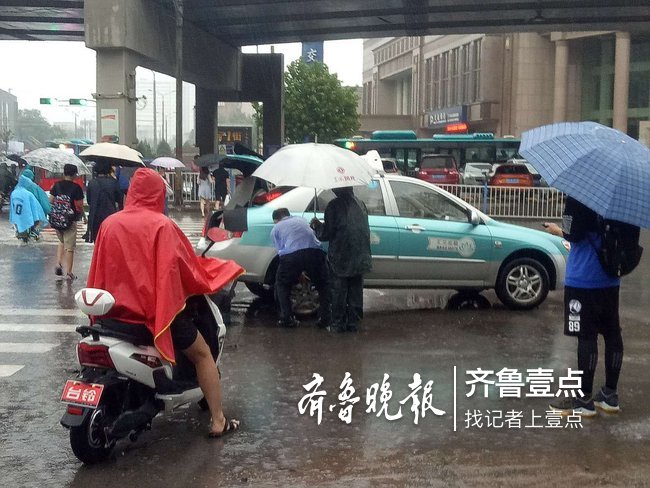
[200,198,206,217]
[181,333,230,433]
[65,250,75,275]
[57,243,64,268]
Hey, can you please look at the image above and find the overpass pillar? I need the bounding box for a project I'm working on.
[613,32,630,133]
[552,40,569,122]
[195,87,219,156]
[94,49,139,147]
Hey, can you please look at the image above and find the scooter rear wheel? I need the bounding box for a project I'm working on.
[69,403,115,464]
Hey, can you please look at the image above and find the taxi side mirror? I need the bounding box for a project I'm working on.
[469,209,481,226]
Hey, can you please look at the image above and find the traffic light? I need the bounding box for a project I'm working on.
[39,98,53,105]
[69,98,87,106]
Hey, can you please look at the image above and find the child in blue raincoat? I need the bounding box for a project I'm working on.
[9,175,47,242]
[20,167,51,216]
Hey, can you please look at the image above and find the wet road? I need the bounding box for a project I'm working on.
[1,211,649,487]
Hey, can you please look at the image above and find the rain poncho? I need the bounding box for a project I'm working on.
[20,168,51,215]
[9,176,46,233]
[314,187,372,277]
[86,168,244,363]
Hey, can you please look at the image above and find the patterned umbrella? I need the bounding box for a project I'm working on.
[520,122,650,228]
[22,148,91,175]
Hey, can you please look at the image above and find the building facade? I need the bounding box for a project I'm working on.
[361,32,650,143]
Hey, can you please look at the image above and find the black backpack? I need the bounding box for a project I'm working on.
[49,194,76,231]
[590,218,643,278]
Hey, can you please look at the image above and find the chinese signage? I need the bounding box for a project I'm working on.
[302,41,324,64]
[426,105,468,128]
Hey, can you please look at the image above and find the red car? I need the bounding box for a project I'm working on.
[416,154,460,185]
[488,163,534,187]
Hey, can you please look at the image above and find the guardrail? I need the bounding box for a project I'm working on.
[166,173,565,220]
[438,184,566,220]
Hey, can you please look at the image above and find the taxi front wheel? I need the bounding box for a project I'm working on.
[495,257,549,310]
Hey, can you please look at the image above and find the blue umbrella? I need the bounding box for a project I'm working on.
[520,122,650,228]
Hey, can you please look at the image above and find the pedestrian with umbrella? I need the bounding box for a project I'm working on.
[520,121,648,417]
[85,159,123,243]
[252,143,375,332]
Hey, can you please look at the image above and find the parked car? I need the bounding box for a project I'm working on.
[461,162,492,186]
[197,172,569,311]
[416,154,461,185]
[507,158,549,187]
[488,162,534,187]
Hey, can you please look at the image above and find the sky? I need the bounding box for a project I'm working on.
[0,39,363,126]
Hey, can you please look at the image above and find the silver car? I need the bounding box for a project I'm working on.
[197,173,569,311]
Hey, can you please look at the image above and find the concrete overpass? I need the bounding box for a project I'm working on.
[1,1,649,155]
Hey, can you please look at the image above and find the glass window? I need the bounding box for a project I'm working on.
[451,48,460,105]
[472,39,482,101]
[309,183,386,216]
[424,58,433,111]
[432,55,440,108]
[441,52,449,108]
[389,181,468,222]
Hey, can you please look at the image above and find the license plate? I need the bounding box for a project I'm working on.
[61,380,104,408]
[506,178,519,184]
[432,174,445,180]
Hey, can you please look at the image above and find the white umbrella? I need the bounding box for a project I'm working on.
[252,143,374,189]
[79,142,144,167]
[22,148,91,175]
[150,157,186,170]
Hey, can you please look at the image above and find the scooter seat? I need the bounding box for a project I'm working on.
[92,319,154,346]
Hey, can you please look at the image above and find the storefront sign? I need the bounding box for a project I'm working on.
[426,106,468,129]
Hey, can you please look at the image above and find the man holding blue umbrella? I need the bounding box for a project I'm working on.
[521,121,648,417]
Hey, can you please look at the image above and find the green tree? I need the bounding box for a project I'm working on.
[284,59,359,144]
[156,139,173,157]
[1,128,11,154]
[135,139,154,159]
[15,109,56,145]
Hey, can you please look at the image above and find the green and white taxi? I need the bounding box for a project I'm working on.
[197,173,569,310]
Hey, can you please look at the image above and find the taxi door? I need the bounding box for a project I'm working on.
[386,179,494,286]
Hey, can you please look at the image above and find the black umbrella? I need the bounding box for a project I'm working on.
[233,142,264,160]
[7,154,27,166]
[195,154,263,177]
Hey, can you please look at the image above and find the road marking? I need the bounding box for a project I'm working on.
[0,343,59,353]
[0,323,78,333]
[0,365,24,377]
[0,308,84,317]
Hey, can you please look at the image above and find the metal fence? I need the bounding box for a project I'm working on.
[438,184,566,220]
[166,172,565,220]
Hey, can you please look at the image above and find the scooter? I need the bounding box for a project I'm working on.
[60,287,230,464]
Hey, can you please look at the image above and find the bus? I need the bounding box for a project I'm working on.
[45,138,94,156]
[334,131,520,177]
[31,139,94,191]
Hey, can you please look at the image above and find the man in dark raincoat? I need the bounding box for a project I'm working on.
[311,187,372,332]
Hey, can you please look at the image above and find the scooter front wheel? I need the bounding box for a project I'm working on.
[69,404,115,464]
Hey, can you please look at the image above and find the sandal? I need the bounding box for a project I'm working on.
[208,417,240,438]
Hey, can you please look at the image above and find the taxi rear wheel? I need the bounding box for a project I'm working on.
[495,257,549,310]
